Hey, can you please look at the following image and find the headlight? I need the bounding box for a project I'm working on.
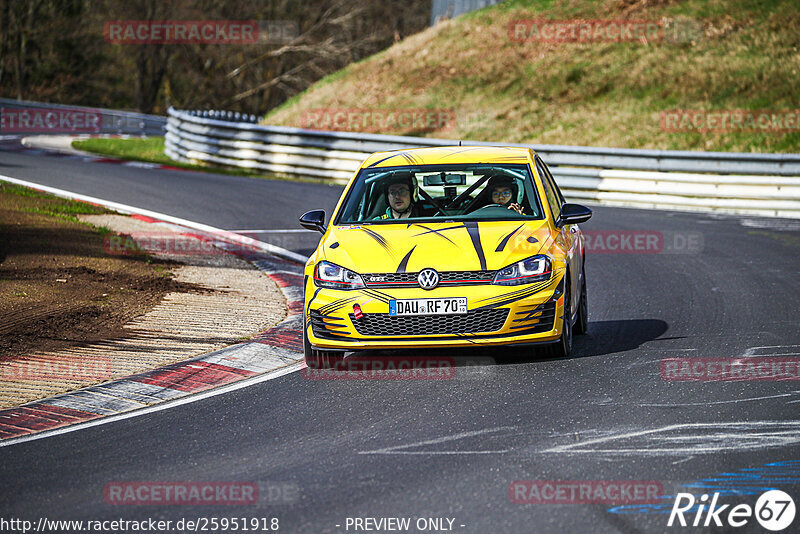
[492,255,551,286]
[314,261,365,289]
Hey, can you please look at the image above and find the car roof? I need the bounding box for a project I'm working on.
[360,146,535,168]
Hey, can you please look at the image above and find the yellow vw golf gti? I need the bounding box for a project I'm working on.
[299,146,592,367]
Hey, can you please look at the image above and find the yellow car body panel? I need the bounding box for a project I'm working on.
[303,146,583,351]
[359,146,531,169]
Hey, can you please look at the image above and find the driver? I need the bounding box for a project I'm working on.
[486,175,524,214]
[374,173,420,219]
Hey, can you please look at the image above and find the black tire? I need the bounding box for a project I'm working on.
[303,319,343,369]
[574,266,588,335]
[551,274,573,358]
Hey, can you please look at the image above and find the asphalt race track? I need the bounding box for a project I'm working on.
[2,142,800,533]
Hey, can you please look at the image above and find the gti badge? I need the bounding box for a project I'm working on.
[418,268,439,290]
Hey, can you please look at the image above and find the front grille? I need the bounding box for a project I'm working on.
[364,270,495,288]
[441,271,495,283]
[349,308,509,336]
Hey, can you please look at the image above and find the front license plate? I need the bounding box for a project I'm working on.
[388,297,467,316]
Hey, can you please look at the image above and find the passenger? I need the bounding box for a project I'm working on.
[481,175,525,214]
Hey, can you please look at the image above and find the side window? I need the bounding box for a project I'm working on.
[536,158,561,220]
[541,160,565,205]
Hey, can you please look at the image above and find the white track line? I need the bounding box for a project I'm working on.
[0,174,309,264]
[0,174,310,447]
[0,363,301,448]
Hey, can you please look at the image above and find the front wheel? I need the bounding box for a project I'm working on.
[574,268,588,335]
[303,320,343,369]
[550,275,572,358]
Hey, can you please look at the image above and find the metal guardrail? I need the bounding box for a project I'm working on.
[164,107,800,218]
[0,98,166,136]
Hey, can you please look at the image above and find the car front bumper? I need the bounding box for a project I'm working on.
[304,272,566,350]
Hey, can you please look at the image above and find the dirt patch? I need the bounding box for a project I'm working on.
[0,184,203,357]
[0,184,287,409]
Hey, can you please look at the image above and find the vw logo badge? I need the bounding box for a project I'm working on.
[418,268,439,290]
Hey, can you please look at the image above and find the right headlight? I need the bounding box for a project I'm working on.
[492,255,552,286]
[313,261,365,290]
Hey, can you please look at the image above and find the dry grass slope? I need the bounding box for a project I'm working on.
[265,0,800,153]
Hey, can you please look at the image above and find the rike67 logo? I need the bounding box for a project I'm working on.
[668,490,795,531]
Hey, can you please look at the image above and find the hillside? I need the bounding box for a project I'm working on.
[264,0,800,153]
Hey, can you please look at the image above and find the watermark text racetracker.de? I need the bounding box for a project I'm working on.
[509,480,663,504]
[298,108,487,133]
[103,231,319,257]
[1,356,112,381]
[661,357,800,381]
[103,232,258,257]
[0,107,101,134]
[504,230,702,255]
[104,482,257,506]
[104,20,298,45]
[661,109,800,133]
[582,230,703,255]
[508,18,703,43]
[302,356,458,380]
[103,481,297,506]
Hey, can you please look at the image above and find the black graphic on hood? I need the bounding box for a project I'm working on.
[396,246,416,273]
[464,222,487,271]
[495,224,524,252]
[412,224,463,245]
[361,227,392,254]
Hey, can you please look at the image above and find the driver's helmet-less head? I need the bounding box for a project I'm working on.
[486,174,522,205]
[383,172,419,203]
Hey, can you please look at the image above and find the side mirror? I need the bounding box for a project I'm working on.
[299,210,327,234]
[558,203,592,226]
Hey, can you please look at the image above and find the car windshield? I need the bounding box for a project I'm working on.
[335,163,543,224]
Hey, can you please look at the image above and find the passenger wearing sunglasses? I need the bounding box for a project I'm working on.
[486,175,524,215]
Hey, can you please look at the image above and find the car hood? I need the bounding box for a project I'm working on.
[318,220,553,273]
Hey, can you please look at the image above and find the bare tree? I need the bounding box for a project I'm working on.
[0,0,9,87]
[0,0,430,114]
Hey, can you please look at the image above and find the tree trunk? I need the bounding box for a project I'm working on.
[0,0,9,87]
[135,45,169,113]
[15,0,41,100]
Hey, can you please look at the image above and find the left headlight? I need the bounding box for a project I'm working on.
[313,260,365,290]
[492,255,552,286]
